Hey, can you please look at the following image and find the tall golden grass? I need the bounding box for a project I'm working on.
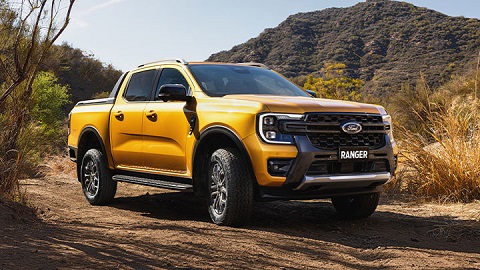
[387,67,480,202]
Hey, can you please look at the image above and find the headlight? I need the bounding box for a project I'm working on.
[258,113,303,144]
[382,114,394,143]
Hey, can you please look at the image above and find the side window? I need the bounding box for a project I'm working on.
[155,68,190,98]
[124,69,156,102]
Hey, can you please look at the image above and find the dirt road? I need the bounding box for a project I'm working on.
[1,164,479,269]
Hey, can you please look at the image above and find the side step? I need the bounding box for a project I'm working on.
[112,175,193,191]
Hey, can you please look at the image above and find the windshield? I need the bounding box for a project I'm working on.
[189,64,309,97]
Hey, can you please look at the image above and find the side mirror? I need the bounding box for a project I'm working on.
[158,84,191,102]
[306,90,317,98]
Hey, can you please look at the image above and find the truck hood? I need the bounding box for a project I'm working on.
[223,95,386,115]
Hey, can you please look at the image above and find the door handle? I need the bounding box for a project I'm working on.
[113,111,124,120]
[145,110,157,118]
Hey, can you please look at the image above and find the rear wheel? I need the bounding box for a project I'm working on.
[207,148,253,227]
[331,193,380,219]
[80,149,117,205]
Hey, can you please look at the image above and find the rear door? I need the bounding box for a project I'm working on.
[110,68,157,169]
[142,67,193,174]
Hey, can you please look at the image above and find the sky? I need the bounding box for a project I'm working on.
[57,0,480,72]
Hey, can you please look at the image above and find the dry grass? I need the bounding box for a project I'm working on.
[38,155,76,178]
[386,63,480,203]
[388,95,480,202]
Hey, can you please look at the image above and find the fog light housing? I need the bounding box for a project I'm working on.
[267,159,293,176]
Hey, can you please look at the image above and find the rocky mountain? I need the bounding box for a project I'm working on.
[207,0,480,94]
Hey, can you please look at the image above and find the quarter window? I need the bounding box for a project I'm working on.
[124,69,156,101]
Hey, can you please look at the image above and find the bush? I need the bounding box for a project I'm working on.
[0,72,70,198]
[303,63,364,101]
[30,71,70,143]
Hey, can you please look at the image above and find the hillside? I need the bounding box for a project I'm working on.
[207,0,480,94]
[43,43,123,112]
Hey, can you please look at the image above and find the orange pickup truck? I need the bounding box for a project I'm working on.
[68,59,397,226]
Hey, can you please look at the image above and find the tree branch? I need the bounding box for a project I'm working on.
[0,80,22,106]
[0,0,75,108]
[21,0,47,73]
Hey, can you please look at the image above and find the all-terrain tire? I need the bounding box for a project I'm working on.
[207,148,253,227]
[331,193,380,219]
[80,149,117,205]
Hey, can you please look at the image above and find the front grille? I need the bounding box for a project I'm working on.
[280,113,387,150]
[308,133,385,149]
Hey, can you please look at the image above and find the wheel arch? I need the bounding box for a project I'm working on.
[76,126,109,182]
[192,126,258,197]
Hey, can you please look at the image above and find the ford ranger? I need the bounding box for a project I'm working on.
[68,59,397,226]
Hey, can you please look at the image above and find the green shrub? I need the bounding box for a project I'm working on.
[30,71,70,142]
[303,63,364,101]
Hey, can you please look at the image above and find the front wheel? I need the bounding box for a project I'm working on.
[331,193,380,219]
[207,148,253,227]
[80,149,117,205]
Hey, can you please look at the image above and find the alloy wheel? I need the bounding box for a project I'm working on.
[210,161,227,215]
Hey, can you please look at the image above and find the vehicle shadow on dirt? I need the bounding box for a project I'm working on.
[110,191,480,255]
[2,190,479,269]
[250,200,480,254]
[111,191,212,223]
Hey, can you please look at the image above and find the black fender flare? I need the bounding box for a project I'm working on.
[78,126,108,157]
[192,126,257,194]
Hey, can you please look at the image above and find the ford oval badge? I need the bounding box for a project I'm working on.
[341,122,362,134]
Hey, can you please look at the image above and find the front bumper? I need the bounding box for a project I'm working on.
[256,135,396,200]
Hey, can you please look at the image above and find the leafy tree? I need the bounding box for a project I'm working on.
[0,0,75,200]
[303,63,363,101]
